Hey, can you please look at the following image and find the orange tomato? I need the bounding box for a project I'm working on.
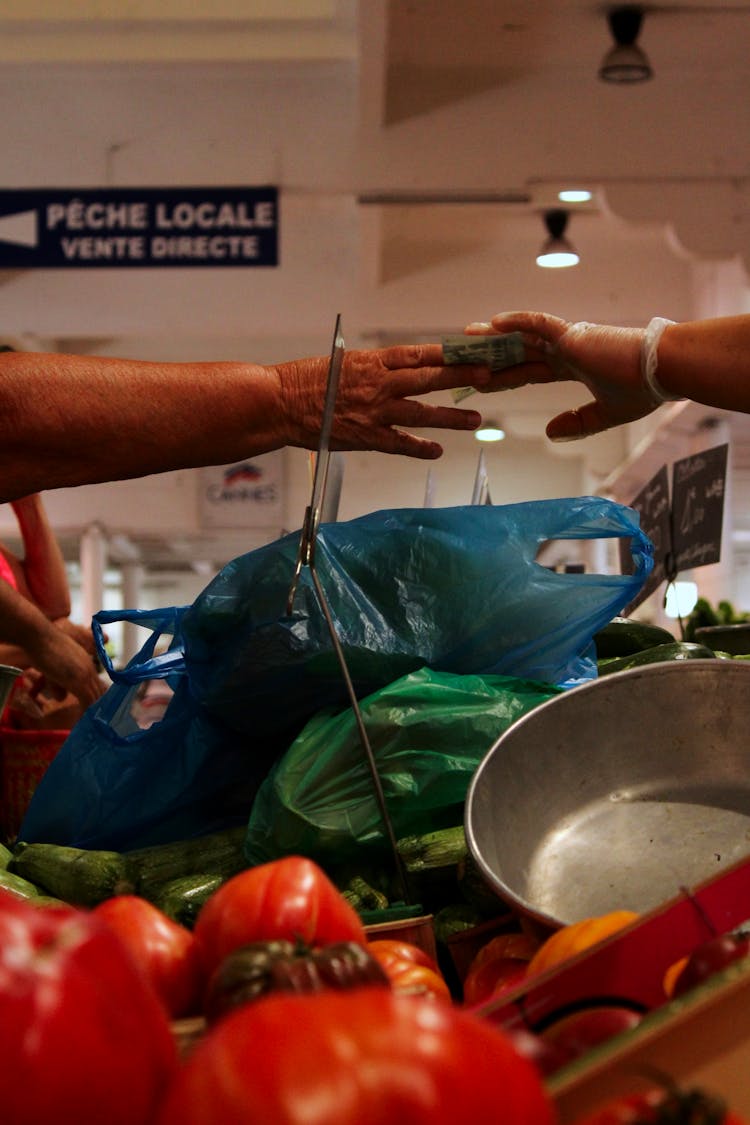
[662,955,689,999]
[462,932,539,1006]
[367,939,451,1002]
[526,911,639,979]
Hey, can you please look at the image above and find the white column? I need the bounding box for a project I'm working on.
[120,561,145,665]
[79,522,108,627]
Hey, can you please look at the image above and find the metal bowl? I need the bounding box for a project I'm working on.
[465,659,750,931]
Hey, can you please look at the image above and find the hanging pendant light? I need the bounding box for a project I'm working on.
[599,6,653,84]
[536,210,579,269]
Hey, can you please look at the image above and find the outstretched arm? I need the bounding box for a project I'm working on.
[464,312,750,441]
[0,346,489,501]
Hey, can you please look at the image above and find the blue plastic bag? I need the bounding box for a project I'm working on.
[182,498,652,744]
[19,607,270,850]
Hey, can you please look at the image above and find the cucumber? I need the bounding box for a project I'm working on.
[597,641,716,676]
[340,875,389,913]
[125,825,248,901]
[8,843,136,906]
[593,617,676,659]
[153,873,226,928]
[433,903,485,944]
[0,868,40,900]
[397,826,468,873]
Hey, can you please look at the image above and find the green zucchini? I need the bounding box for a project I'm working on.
[0,842,12,870]
[8,843,136,906]
[597,641,716,677]
[153,873,226,928]
[593,617,676,659]
[433,903,485,944]
[125,825,248,901]
[340,875,389,913]
[397,826,468,873]
[0,868,40,900]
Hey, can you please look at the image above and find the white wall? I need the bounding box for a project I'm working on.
[0,46,749,637]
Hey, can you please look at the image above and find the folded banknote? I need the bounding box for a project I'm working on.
[442,332,525,402]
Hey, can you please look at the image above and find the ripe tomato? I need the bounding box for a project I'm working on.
[155,988,558,1125]
[462,931,539,1006]
[366,938,440,972]
[367,939,451,1002]
[0,889,177,1125]
[94,894,204,1018]
[526,911,639,978]
[670,931,750,998]
[204,938,389,1023]
[193,856,367,976]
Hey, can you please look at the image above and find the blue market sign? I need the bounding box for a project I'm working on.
[0,186,278,267]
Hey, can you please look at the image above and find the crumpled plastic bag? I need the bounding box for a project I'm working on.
[181,498,651,749]
[243,666,562,868]
[19,607,269,850]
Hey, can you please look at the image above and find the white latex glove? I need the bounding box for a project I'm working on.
[464,312,677,441]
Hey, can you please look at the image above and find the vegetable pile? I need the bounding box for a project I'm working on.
[0,856,557,1125]
[2,612,749,1120]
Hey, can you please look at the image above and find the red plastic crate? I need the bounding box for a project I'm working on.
[0,726,69,843]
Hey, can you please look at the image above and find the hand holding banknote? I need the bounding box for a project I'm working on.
[453,312,669,441]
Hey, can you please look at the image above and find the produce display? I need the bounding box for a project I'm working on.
[2,609,750,1120]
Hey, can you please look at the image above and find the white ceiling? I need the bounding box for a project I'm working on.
[2,0,750,577]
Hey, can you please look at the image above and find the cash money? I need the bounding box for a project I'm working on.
[442,332,525,402]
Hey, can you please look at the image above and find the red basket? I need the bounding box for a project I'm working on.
[0,727,69,843]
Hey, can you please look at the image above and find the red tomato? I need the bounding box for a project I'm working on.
[193,856,367,976]
[366,938,440,972]
[462,931,539,1006]
[0,889,177,1125]
[94,894,204,1018]
[572,1085,746,1123]
[155,987,557,1125]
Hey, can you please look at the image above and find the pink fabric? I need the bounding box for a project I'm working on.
[0,551,17,590]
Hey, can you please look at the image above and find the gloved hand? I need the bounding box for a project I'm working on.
[464,311,678,441]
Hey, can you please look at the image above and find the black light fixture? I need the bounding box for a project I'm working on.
[599,6,653,84]
[536,209,579,269]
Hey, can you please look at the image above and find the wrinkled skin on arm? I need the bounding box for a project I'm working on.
[0,345,489,501]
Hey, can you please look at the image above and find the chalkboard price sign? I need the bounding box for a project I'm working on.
[671,443,728,571]
[620,464,670,612]
[620,442,728,612]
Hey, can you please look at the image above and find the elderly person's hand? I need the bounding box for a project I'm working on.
[464,312,676,441]
[276,344,489,458]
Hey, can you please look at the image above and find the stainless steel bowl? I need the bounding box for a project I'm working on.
[465,659,750,930]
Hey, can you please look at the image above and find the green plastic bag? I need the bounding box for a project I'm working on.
[243,666,560,868]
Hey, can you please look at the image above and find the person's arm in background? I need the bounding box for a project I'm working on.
[8,494,71,620]
[0,579,104,708]
[0,347,489,501]
[463,312,750,441]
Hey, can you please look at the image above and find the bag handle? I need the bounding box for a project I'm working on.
[93,606,189,684]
